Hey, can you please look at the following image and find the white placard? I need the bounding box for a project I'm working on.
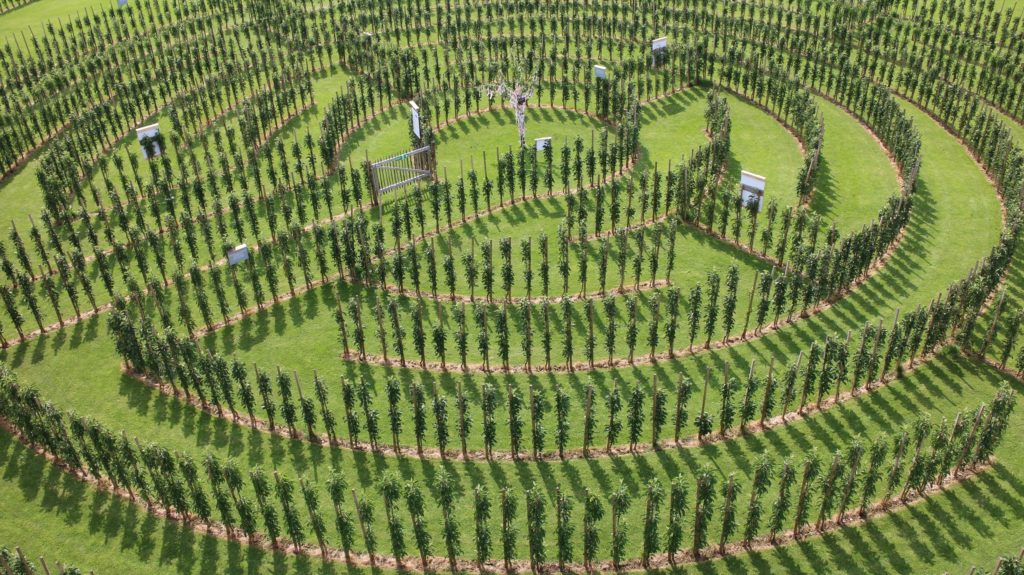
[594,65,607,79]
[135,123,162,159]
[118,0,128,6]
[363,31,373,41]
[652,37,668,66]
[410,101,421,138]
[535,137,552,152]
[227,244,250,266]
[740,171,767,212]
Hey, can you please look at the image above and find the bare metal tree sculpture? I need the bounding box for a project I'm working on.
[483,59,539,148]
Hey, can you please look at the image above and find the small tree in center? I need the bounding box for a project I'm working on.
[483,57,539,148]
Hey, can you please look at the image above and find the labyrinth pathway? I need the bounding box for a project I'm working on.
[0,0,1021,573]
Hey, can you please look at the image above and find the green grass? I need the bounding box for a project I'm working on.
[809,96,900,235]
[0,0,111,48]
[0,348,1021,574]
[0,3,1016,571]
[0,98,1004,567]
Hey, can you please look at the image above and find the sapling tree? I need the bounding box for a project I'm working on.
[743,456,774,546]
[722,264,739,342]
[674,376,695,444]
[836,438,865,523]
[858,437,889,518]
[664,474,688,564]
[473,485,492,571]
[581,487,603,571]
[688,284,702,351]
[816,450,845,530]
[739,363,760,432]
[554,384,571,459]
[627,384,645,451]
[641,478,664,568]
[768,458,796,543]
[692,465,717,558]
[386,378,402,454]
[555,487,574,569]
[482,382,498,458]
[705,270,721,347]
[404,481,432,571]
[508,384,525,457]
[792,451,821,538]
[608,482,631,569]
[436,470,461,573]
[483,58,539,147]
[605,382,622,452]
[719,473,740,553]
[720,374,737,435]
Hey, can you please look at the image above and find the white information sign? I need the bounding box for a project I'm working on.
[410,101,421,138]
[652,37,668,66]
[535,137,552,152]
[135,123,162,159]
[594,65,607,79]
[740,171,767,212]
[227,244,250,266]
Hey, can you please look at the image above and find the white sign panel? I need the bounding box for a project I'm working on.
[227,244,250,266]
[740,171,767,212]
[410,101,421,138]
[652,37,668,66]
[135,123,162,159]
[594,65,607,79]
[535,137,552,152]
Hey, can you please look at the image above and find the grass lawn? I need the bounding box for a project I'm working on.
[0,98,1005,567]
[0,348,1020,574]
[0,0,111,48]
[809,96,900,235]
[0,2,1017,571]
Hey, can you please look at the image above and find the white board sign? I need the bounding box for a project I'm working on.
[118,0,128,6]
[535,137,552,152]
[135,123,162,159]
[652,37,668,66]
[227,244,250,266]
[594,65,607,79]
[410,101,421,138]
[740,171,767,212]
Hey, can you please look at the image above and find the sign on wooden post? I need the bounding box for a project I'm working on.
[593,65,607,79]
[410,101,421,138]
[740,171,767,211]
[535,137,552,152]
[135,123,162,159]
[652,37,668,66]
[227,244,250,266]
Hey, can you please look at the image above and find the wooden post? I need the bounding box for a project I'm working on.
[741,270,760,339]
[651,375,660,448]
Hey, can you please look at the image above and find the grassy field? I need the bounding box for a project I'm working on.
[0,96,1005,567]
[0,1,1019,573]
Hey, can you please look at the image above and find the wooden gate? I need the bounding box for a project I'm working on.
[365,145,436,202]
